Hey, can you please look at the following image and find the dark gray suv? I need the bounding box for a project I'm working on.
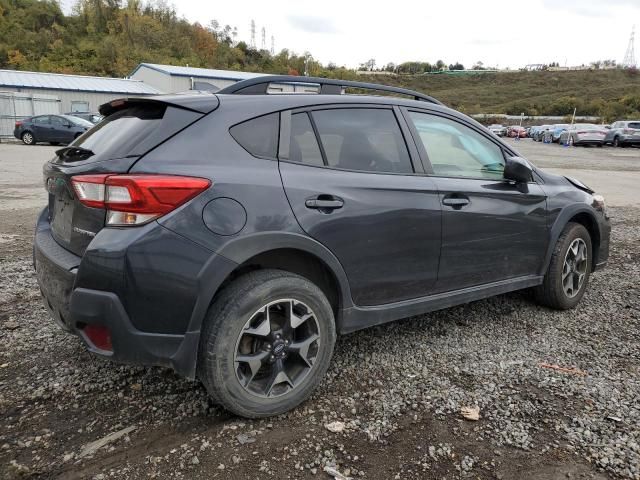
[34,76,610,418]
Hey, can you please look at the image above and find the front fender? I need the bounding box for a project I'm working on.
[540,204,602,275]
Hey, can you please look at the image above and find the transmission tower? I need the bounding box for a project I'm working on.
[623,25,636,68]
[250,20,256,49]
[261,27,266,50]
[270,35,275,55]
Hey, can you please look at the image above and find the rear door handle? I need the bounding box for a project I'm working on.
[305,197,344,210]
[442,196,470,208]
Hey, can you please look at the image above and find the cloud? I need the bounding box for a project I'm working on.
[286,15,340,34]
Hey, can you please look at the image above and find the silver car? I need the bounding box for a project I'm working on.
[605,120,640,147]
[558,124,607,147]
[488,124,507,137]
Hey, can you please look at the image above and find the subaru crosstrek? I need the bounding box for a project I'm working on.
[34,76,610,418]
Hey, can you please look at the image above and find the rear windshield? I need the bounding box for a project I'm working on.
[73,104,166,159]
[629,122,640,129]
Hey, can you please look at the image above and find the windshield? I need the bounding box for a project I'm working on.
[61,115,93,127]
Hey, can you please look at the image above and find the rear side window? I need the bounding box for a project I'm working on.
[289,113,324,166]
[230,113,279,159]
[311,108,413,174]
[34,116,49,124]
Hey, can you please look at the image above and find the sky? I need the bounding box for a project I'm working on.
[64,0,640,69]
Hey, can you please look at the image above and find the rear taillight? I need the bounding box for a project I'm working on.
[71,174,211,226]
[623,128,635,134]
[15,121,22,128]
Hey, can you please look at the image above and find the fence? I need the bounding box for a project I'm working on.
[0,91,61,139]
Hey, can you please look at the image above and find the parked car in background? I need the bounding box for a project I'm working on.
[604,120,640,147]
[33,75,610,418]
[531,125,552,142]
[544,124,570,143]
[14,114,93,145]
[65,112,103,124]
[558,124,607,147]
[507,125,527,138]
[488,124,507,136]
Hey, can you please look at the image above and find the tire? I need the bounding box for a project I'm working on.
[21,131,35,145]
[613,136,620,148]
[568,136,574,146]
[534,222,592,310]
[198,269,336,418]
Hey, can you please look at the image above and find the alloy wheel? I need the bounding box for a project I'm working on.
[22,132,33,145]
[234,299,321,398]
[562,238,588,298]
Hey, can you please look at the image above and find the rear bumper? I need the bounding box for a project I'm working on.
[33,207,236,379]
[619,136,640,145]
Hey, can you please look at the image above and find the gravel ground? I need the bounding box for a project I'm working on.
[1,143,639,479]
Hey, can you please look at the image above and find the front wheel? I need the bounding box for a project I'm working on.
[534,223,592,309]
[198,269,336,418]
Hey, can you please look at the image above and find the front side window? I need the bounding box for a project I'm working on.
[230,113,279,159]
[408,112,505,180]
[310,108,413,174]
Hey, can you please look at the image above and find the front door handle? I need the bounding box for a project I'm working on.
[305,197,344,211]
[442,196,470,208]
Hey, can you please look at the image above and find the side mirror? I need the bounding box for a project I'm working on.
[504,156,533,183]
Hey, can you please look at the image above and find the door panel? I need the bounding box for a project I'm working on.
[32,116,51,141]
[280,162,442,306]
[404,109,549,291]
[433,177,548,291]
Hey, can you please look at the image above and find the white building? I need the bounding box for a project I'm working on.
[129,63,266,93]
[129,63,320,94]
[0,69,160,114]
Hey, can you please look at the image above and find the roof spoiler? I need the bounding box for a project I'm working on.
[99,93,219,116]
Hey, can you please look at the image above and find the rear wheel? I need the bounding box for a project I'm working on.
[534,223,592,309]
[613,136,621,147]
[21,131,35,145]
[198,269,336,418]
[568,136,574,146]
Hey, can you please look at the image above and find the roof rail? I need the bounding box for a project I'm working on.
[217,75,443,105]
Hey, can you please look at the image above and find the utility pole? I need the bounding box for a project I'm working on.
[623,25,637,68]
[261,27,266,50]
[250,19,256,49]
[271,35,275,55]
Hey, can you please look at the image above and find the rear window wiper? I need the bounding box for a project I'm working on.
[55,146,95,160]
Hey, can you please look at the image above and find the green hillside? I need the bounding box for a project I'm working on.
[357,70,640,121]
